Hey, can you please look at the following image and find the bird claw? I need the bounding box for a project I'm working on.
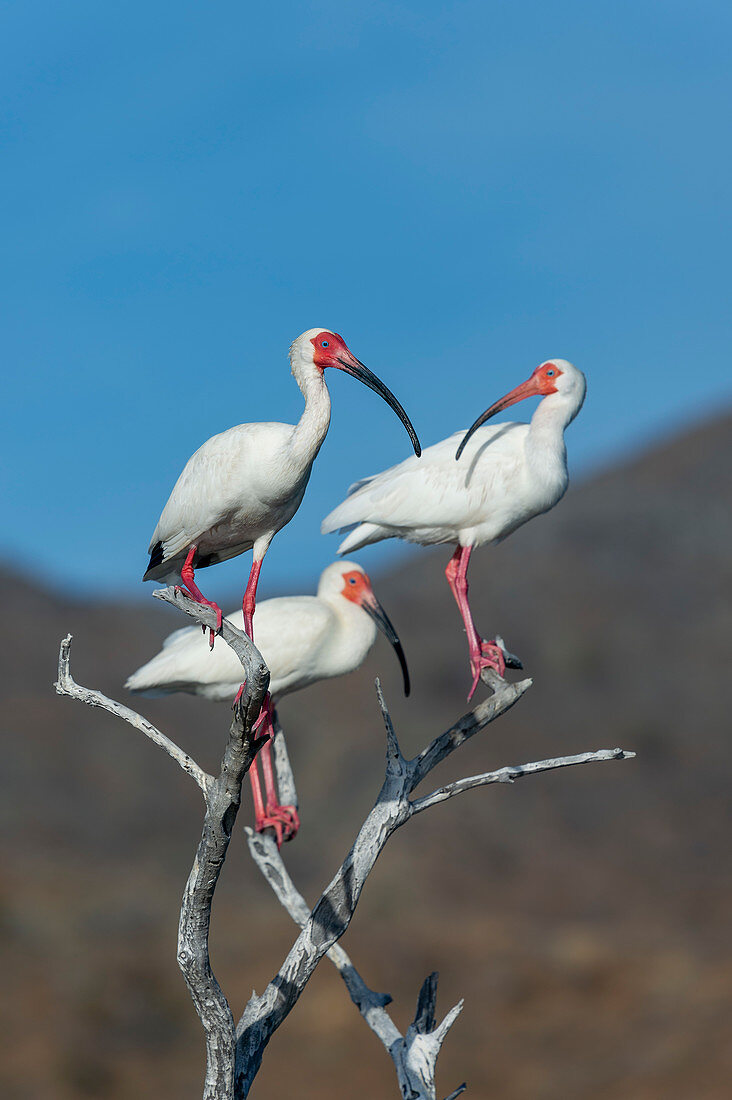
[249,693,274,731]
[256,804,300,848]
[207,606,224,650]
[467,640,507,701]
[173,585,222,649]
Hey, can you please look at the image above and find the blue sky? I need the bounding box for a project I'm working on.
[3,1,731,599]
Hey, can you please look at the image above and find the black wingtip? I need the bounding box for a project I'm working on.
[143,540,164,579]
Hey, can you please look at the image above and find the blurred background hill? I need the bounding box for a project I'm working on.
[2,411,730,1099]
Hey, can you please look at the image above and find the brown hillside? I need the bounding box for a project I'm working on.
[1,413,730,1099]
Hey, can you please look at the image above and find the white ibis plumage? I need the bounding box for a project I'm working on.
[143,330,421,648]
[322,359,586,699]
[127,561,409,844]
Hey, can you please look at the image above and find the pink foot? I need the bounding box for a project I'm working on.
[232,690,274,728]
[255,803,300,848]
[174,585,222,648]
[177,546,224,648]
[248,693,298,847]
[252,697,271,731]
[467,639,506,701]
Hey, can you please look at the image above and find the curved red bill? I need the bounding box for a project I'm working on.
[455,374,545,461]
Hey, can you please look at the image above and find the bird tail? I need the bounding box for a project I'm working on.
[143,540,165,580]
[335,522,388,555]
[125,627,194,695]
[125,664,175,696]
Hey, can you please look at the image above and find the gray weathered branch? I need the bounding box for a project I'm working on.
[246,828,465,1100]
[270,711,299,812]
[178,672,269,1098]
[151,588,271,1100]
[408,667,529,789]
[57,594,634,1100]
[153,586,255,670]
[410,747,636,815]
[54,633,213,795]
[241,676,634,1098]
[55,589,270,1100]
[233,671,534,1094]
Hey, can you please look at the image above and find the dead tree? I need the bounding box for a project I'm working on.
[55,585,634,1099]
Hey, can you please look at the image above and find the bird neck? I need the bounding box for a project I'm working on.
[291,366,332,465]
[525,393,575,479]
[530,387,582,441]
[324,596,378,670]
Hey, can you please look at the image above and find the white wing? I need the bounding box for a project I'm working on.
[147,421,299,568]
[322,423,529,547]
[126,594,335,702]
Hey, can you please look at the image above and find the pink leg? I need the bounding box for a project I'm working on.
[445,545,505,701]
[237,547,297,843]
[248,760,273,841]
[242,555,263,640]
[179,545,223,649]
[239,694,282,842]
[249,697,299,847]
[232,551,263,721]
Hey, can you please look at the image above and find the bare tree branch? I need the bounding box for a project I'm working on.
[55,590,270,1100]
[153,586,255,670]
[408,668,531,790]
[442,1085,468,1100]
[410,748,636,815]
[54,633,213,796]
[271,711,299,813]
[395,973,465,1100]
[178,678,269,1099]
[245,828,399,1036]
[233,677,525,1093]
[57,593,635,1100]
[151,588,272,1099]
[246,828,465,1100]
[234,731,413,1093]
[238,676,634,1098]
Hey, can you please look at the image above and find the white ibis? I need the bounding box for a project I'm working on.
[143,330,421,649]
[322,359,586,699]
[127,561,409,844]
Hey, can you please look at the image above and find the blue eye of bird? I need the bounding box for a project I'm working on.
[349,577,356,584]
[547,369,555,376]
[321,340,329,348]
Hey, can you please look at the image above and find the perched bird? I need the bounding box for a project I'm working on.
[322,359,586,699]
[143,330,421,649]
[127,561,409,845]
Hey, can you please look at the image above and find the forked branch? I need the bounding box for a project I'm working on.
[244,685,634,1099]
[56,597,634,1100]
[247,827,466,1100]
[55,633,213,796]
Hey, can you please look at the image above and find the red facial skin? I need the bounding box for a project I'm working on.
[341,569,372,605]
[482,361,564,417]
[531,361,563,396]
[310,331,351,371]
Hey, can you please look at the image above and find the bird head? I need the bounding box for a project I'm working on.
[289,329,421,456]
[456,359,586,460]
[318,560,410,696]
